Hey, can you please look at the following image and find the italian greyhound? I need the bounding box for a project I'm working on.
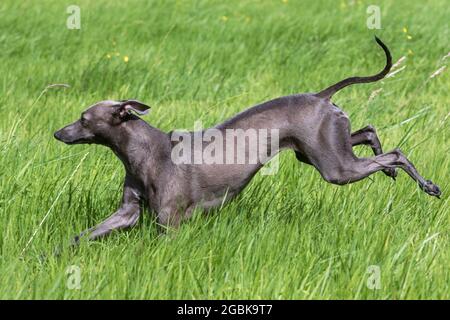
[54,37,441,242]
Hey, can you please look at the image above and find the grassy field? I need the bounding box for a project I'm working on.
[0,0,448,299]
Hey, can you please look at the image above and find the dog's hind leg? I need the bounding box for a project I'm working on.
[73,176,141,243]
[294,151,312,165]
[308,115,441,197]
[319,149,441,197]
[350,125,397,179]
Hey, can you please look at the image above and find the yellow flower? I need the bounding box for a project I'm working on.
[407,35,412,40]
[221,16,228,22]
[123,56,129,63]
[282,0,288,3]
[402,27,408,33]
[106,54,111,59]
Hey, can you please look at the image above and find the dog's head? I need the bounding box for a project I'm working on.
[54,99,150,145]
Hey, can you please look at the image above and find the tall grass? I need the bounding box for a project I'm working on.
[0,0,448,299]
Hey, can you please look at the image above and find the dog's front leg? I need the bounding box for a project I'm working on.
[73,176,141,244]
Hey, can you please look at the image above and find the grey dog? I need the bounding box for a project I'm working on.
[54,37,441,242]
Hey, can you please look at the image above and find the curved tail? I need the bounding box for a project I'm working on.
[315,36,392,100]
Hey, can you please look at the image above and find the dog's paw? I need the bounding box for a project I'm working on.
[383,168,398,180]
[423,180,441,198]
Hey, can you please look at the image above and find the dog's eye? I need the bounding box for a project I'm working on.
[80,117,88,127]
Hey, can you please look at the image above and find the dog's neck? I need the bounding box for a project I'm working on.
[106,118,171,184]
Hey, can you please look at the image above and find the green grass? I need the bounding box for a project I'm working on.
[0,0,449,299]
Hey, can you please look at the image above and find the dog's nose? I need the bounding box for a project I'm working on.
[54,131,62,141]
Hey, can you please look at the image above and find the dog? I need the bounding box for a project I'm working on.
[54,37,441,242]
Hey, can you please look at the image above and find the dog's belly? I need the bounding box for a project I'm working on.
[170,94,329,211]
[187,162,261,209]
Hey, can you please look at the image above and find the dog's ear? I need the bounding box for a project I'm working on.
[116,100,151,118]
